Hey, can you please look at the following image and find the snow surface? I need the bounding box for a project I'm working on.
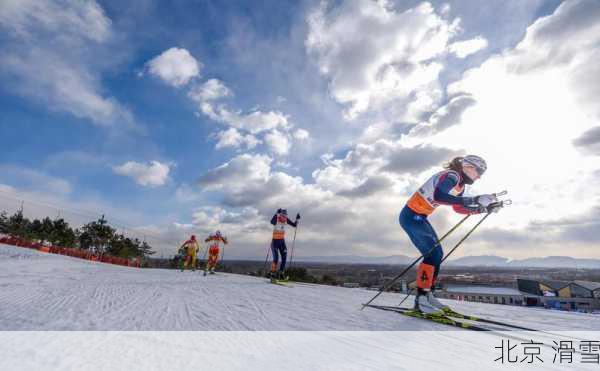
[2,244,600,370]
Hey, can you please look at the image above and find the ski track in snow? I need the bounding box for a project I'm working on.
[1,244,600,332]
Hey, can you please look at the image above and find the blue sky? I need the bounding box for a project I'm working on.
[1,0,599,260]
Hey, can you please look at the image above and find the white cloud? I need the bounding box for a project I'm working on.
[409,94,477,136]
[200,104,290,134]
[306,1,459,119]
[448,36,488,58]
[311,140,458,194]
[0,0,133,126]
[146,47,201,87]
[188,79,231,101]
[293,128,310,141]
[198,154,272,192]
[215,128,260,150]
[174,184,203,203]
[0,0,111,42]
[264,130,291,156]
[189,79,291,135]
[113,161,171,187]
[0,165,72,196]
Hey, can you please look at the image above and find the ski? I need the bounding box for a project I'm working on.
[269,279,293,287]
[440,307,539,331]
[370,304,534,331]
[369,304,583,341]
[364,304,490,331]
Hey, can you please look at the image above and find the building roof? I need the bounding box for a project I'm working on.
[539,280,570,290]
[572,280,600,291]
[444,285,525,296]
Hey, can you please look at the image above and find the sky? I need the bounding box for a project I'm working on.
[0,0,598,260]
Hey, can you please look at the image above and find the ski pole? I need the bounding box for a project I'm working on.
[288,213,301,271]
[396,199,512,307]
[262,240,272,276]
[199,247,208,272]
[220,244,225,271]
[440,201,510,264]
[361,214,471,310]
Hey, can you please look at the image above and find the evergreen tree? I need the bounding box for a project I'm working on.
[139,240,155,257]
[0,211,7,233]
[79,216,116,254]
[6,211,30,238]
[50,218,76,247]
[1,209,155,258]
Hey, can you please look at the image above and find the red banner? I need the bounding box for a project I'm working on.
[0,236,141,268]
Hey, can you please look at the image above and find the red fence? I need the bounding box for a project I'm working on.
[0,235,141,268]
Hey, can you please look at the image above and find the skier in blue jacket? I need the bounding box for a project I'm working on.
[269,209,298,280]
[401,155,501,313]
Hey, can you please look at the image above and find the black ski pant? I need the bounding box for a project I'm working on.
[270,239,288,272]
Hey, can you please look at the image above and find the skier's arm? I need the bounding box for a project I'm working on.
[287,218,298,228]
[221,237,228,244]
[270,214,277,225]
[433,173,480,214]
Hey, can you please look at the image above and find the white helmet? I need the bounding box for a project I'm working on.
[463,155,487,175]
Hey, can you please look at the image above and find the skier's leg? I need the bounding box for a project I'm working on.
[278,240,288,274]
[212,247,220,272]
[270,240,279,276]
[183,255,190,271]
[208,255,216,274]
[399,206,443,313]
[204,254,210,274]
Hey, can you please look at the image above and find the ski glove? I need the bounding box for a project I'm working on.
[486,202,503,213]
[296,213,301,220]
[475,194,497,207]
[472,201,503,214]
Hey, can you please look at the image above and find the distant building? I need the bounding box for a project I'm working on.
[342,282,360,288]
[437,285,528,306]
[517,279,600,311]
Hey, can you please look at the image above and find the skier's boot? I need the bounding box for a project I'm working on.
[209,269,215,275]
[413,263,442,314]
[269,271,277,283]
[427,290,449,311]
[203,270,207,276]
[414,289,442,314]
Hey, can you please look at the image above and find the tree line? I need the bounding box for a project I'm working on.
[0,210,154,259]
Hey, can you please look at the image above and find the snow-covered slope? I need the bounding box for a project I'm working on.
[1,244,597,331]
[1,244,599,370]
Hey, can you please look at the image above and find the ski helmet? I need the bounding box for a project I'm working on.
[462,155,487,176]
[190,235,196,241]
[280,209,288,215]
[215,230,221,236]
